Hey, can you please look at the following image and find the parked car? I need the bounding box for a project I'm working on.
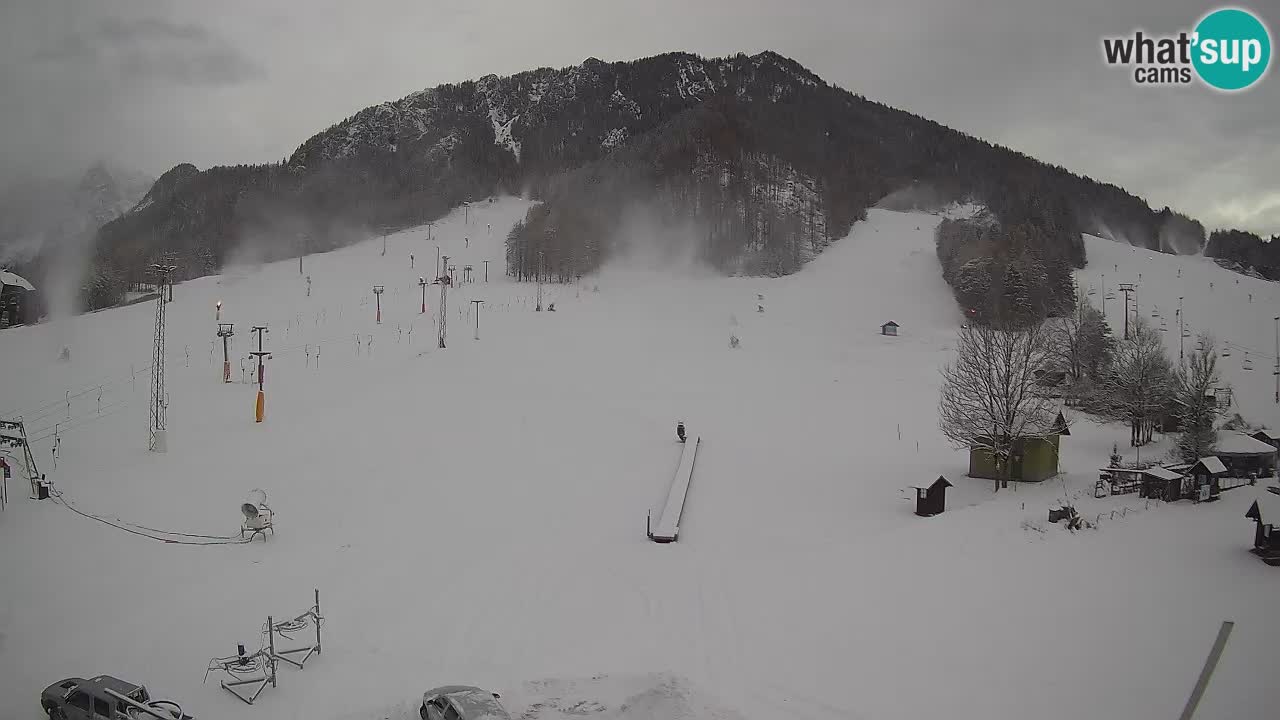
[40,675,189,719]
[420,686,510,720]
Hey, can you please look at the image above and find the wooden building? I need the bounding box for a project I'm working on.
[1139,466,1185,501]
[1245,495,1280,565]
[913,476,952,517]
[969,434,1061,483]
[880,321,899,336]
[0,270,37,327]
[1251,429,1279,452]
[1215,432,1278,478]
[1189,457,1229,501]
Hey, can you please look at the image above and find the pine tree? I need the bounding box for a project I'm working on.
[1174,334,1225,463]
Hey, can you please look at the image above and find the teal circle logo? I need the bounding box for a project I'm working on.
[1192,8,1271,90]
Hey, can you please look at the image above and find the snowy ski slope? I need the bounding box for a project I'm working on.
[1076,235,1280,430]
[0,200,1277,720]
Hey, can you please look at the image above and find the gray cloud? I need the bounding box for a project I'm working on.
[0,0,1275,236]
[30,15,260,86]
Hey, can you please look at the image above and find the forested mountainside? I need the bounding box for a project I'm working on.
[1205,229,1280,280]
[89,51,1215,319]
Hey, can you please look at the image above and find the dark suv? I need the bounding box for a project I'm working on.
[40,675,187,719]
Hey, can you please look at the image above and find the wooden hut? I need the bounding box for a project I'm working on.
[970,419,1067,484]
[1189,457,1228,501]
[1139,466,1185,501]
[0,270,37,327]
[880,321,899,337]
[1245,495,1280,565]
[913,476,952,517]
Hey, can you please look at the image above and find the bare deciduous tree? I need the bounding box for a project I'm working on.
[1050,294,1112,384]
[939,321,1059,490]
[1097,317,1173,448]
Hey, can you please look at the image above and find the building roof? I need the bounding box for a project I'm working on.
[1214,432,1278,456]
[881,321,899,327]
[1142,466,1184,481]
[0,270,34,291]
[1246,493,1280,524]
[1193,457,1228,474]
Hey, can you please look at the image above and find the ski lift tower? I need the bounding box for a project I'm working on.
[437,256,450,349]
[1118,283,1135,339]
[148,263,177,452]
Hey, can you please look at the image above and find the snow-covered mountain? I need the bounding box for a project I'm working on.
[93,51,1194,314]
[0,162,152,265]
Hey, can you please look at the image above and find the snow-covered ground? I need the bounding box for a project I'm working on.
[1076,234,1280,430]
[1,200,1277,720]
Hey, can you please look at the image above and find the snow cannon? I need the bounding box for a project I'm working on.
[241,489,273,541]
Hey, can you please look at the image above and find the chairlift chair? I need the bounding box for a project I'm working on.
[1243,352,1254,372]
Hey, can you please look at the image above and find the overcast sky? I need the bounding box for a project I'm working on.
[0,0,1275,235]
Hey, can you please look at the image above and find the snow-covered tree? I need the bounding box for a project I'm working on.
[1050,294,1113,389]
[1173,334,1226,463]
[1097,317,1173,447]
[939,321,1058,490]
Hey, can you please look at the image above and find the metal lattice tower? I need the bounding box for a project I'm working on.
[149,264,176,451]
[437,256,449,348]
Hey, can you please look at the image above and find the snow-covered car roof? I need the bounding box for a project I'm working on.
[425,686,511,720]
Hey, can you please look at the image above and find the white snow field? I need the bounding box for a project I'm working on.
[1,199,1278,720]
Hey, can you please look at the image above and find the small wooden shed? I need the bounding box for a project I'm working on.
[1245,495,1280,565]
[1189,456,1228,501]
[880,321,899,336]
[1139,466,1185,501]
[913,476,952,517]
